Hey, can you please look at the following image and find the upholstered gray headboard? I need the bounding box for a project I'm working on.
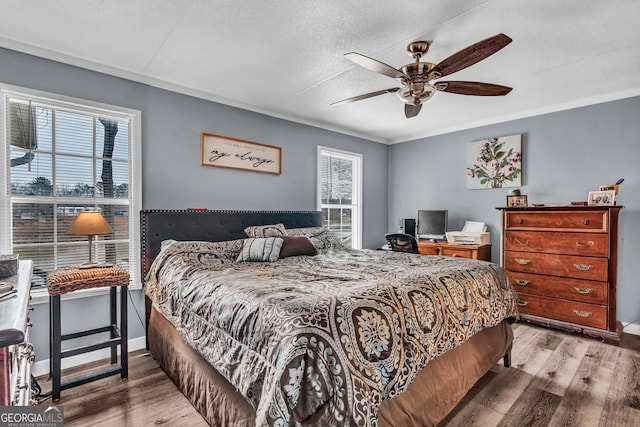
[140,209,322,278]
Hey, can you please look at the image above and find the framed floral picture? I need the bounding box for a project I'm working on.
[467,134,522,189]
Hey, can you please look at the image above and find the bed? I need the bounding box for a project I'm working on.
[141,209,519,426]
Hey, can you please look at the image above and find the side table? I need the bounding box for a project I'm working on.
[46,265,129,401]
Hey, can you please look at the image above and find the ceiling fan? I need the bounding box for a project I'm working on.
[332,33,513,118]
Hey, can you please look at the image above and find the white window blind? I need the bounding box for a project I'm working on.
[1,86,141,291]
[317,146,362,249]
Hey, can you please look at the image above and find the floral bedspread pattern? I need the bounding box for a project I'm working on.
[145,240,519,427]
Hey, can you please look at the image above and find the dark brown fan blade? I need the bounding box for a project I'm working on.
[436,81,512,96]
[331,88,400,106]
[345,52,408,80]
[431,33,512,78]
[404,103,422,118]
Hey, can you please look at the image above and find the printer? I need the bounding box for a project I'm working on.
[446,221,490,245]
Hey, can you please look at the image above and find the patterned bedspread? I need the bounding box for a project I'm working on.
[145,239,518,427]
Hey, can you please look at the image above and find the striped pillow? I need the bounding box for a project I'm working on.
[237,238,284,262]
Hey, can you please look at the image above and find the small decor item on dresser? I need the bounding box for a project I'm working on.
[507,194,528,207]
[599,178,623,195]
[588,190,615,206]
[0,254,19,278]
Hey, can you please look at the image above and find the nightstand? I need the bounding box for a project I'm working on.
[46,265,129,401]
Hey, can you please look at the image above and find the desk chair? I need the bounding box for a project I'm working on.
[384,233,419,253]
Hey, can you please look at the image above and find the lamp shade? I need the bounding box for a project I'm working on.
[67,212,113,236]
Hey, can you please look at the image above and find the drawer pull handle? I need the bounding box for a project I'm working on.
[515,279,530,286]
[518,219,524,224]
[514,238,529,246]
[451,254,460,257]
[514,258,530,265]
[584,219,589,225]
[573,287,593,295]
[517,300,529,307]
[573,309,592,318]
[573,263,593,271]
[575,241,594,247]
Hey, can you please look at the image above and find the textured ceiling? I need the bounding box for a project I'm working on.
[1,0,639,144]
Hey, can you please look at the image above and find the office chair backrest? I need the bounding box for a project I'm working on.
[385,233,418,254]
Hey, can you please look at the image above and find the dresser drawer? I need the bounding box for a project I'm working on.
[508,271,607,304]
[417,245,439,256]
[505,231,609,256]
[439,247,475,259]
[505,210,608,232]
[516,292,607,329]
[505,250,608,281]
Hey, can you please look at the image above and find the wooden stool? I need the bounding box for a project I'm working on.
[47,265,129,401]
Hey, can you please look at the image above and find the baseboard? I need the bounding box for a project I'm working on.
[623,321,640,336]
[32,336,147,378]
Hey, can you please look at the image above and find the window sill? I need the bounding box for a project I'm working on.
[30,284,142,305]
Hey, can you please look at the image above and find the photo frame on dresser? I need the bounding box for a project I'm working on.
[506,195,528,207]
[588,190,615,206]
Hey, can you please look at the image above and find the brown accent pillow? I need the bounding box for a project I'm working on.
[279,236,318,258]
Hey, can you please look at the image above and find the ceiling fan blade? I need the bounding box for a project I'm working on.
[331,88,400,106]
[345,52,408,80]
[436,81,512,96]
[404,103,422,118]
[431,33,512,78]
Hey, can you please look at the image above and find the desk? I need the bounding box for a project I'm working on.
[417,240,492,262]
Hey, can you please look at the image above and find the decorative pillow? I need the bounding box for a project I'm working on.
[160,239,178,251]
[237,237,284,262]
[279,236,318,258]
[244,223,287,238]
[285,227,347,253]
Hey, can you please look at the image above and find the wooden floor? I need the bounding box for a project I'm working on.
[440,323,640,426]
[35,323,640,427]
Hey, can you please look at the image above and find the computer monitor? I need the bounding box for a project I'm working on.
[417,210,448,240]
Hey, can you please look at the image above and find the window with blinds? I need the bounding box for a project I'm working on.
[317,146,362,249]
[1,87,141,290]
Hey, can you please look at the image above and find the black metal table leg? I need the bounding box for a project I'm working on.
[110,287,117,364]
[51,295,61,401]
[120,286,128,378]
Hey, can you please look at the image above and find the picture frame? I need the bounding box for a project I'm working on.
[588,190,615,206]
[201,133,282,175]
[467,134,522,189]
[507,195,528,207]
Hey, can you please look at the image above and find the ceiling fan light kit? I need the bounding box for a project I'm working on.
[333,33,513,118]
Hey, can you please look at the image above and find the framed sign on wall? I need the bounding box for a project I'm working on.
[201,133,282,174]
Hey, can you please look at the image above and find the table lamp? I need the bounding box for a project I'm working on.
[67,211,113,264]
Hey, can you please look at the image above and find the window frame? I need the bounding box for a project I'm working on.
[0,84,142,303]
[316,146,363,249]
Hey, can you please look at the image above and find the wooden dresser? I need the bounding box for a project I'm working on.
[417,240,491,262]
[0,260,34,405]
[497,206,622,342]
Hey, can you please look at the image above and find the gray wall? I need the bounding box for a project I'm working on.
[388,97,640,331]
[0,47,389,363]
